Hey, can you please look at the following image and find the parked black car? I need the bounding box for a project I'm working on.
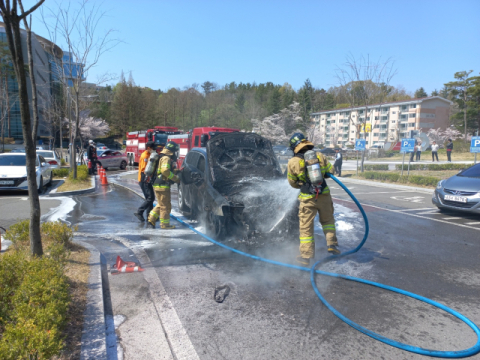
[178,133,299,240]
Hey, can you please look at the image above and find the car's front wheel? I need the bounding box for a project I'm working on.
[120,160,127,170]
[206,211,226,240]
[177,183,190,213]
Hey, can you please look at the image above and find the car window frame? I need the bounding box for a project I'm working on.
[197,153,206,174]
[185,151,200,167]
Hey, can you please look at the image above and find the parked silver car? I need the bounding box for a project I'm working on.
[432,163,480,213]
[36,150,62,170]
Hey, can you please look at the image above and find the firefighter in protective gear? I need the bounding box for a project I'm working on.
[147,141,181,229]
[287,133,340,266]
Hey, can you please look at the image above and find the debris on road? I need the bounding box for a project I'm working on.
[214,284,230,303]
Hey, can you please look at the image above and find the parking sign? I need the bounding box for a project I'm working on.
[471,136,480,153]
[400,138,415,153]
[355,139,366,151]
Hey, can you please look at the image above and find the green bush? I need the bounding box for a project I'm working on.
[0,256,69,360]
[360,164,389,171]
[362,171,400,182]
[0,221,73,359]
[395,163,467,171]
[60,158,67,166]
[383,150,399,158]
[360,171,439,187]
[53,168,69,177]
[68,164,89,181]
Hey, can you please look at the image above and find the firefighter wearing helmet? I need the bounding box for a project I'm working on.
[287,133,340,266]
[147,141,181,229]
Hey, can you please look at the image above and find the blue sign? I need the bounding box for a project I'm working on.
[471,136,480,153]
[400,138,415,153]
[355,139,366,151]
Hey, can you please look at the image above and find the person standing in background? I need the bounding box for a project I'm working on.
[334,148,343,177]
[446,139,453,162]
[431,141,439,162]
[134,141,157,222]
[415,143,422,161]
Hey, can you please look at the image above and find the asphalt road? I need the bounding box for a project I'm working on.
[69,171,480,360]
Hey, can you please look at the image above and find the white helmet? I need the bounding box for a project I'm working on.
[89,140,94,144]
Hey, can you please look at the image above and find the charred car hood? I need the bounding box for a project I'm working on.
[207,132,283,192]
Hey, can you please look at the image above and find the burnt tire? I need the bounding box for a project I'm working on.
[120,160,127,170]
[206,211,226,240]
[177,184,189,212]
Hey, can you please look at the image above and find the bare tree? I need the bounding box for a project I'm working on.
[42,0,119,178]
[335,54,397,170]
[0,0,45,256]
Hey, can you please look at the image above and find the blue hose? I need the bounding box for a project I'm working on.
[170,174,480,358]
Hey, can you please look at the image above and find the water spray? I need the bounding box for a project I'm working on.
[171,174,480,358]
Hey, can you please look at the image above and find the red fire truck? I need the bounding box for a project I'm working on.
[167,126,239,167]
[126,126,182,165]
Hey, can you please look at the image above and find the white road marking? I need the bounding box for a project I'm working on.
[390,196,425,203]
[465,222,480,225]
[397,208,434,212]
[332,197,480,231]
[416,209,441,215]
[443,217,462,220]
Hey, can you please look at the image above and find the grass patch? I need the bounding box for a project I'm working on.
[53,168,70,178]
[56,178,91,193]
[343,169,459,188]
[56,165,92,193]
[1,220,90,359]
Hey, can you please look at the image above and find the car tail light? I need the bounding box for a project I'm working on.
[48,160,58,165]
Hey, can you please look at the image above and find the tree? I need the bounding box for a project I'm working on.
[42,0,119,178]
[335,54,397,171]
[445,70,474,141]
[431,89,439,96]
[0,0,45,256]
[414,87,428,98]
[251,102,301,144]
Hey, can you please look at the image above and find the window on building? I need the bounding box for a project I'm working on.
[359,110,364,114]
[401,105,408,110]
[381,116,388,121]
[374,125,380,128]
[351,138,354,141]
[392,111,396,114]
[375,116,379,120]
[373,132,379,136]
[391,121,396,123]
[409,123,415,127]
[351,130,355,133]
[410,104,416,109]
[382,107,389,113]
[409,113,416,118]
[400,114,408,120]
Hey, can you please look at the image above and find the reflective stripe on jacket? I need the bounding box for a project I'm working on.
[287,152,334,200]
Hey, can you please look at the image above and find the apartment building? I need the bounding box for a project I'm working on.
[310,96,453,148]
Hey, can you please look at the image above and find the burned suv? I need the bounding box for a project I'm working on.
[178,133,299,240]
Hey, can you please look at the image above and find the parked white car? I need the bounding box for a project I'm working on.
[0,153,53,192]
[36,150,62,170]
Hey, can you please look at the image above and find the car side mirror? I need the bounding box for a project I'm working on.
[41,162,46,167]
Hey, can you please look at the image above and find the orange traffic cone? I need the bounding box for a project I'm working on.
[111,255,144,275]
[101,168,108,186]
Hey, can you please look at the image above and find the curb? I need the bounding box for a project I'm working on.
[48,176,96,197]
[338,177,435,194]
[74,240,108,360]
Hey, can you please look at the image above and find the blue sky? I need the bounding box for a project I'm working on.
[26,0,480,94]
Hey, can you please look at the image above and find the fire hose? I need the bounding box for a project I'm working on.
[170,173,480,358]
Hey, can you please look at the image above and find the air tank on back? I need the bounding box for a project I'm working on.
[144,153,160,177]
[304,150,323,187]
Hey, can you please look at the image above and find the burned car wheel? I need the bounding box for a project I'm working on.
[206,211,226,240]
[177,184,189,213]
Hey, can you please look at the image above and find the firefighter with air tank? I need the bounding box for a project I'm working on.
[287,133,340,266]
[145,141,181,229]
